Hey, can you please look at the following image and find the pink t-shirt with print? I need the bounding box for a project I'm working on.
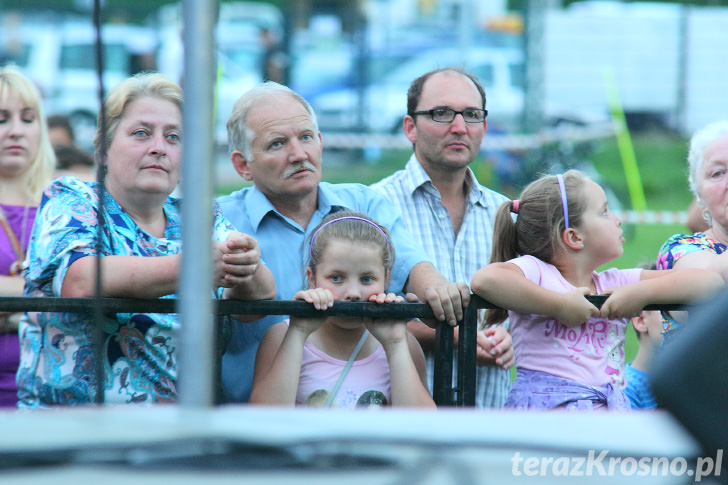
[508,255,642,388]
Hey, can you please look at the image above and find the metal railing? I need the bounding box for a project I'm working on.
[0,295,687,407]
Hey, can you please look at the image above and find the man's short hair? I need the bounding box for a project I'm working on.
[226,81,318,159]
[406,67,487,118]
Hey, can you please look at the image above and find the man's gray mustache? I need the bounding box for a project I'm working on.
[284,161,316,178]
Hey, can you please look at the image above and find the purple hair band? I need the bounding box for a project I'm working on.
[308,216,390,256]
[556,174,569,229]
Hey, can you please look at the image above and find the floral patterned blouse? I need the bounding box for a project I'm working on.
[656,232,727,333]
[17,177,234,408]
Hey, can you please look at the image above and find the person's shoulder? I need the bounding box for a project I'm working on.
[595,266,642,285]
[513,255,574,285]
[509,254,550,275]
[217,186,253,205]
[624,362,650,384]
[512,254,544,266]
[470,174,510,204]
[658,232,721,256]
[44,176,95,200]
[370,168,407,191]
[479,184,510,203]
[321,181,382,200]
[166,194,183,213]
[662,232,701,245]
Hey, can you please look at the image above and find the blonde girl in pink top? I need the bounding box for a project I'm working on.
[471,170,723,410]
[250,210,434,409]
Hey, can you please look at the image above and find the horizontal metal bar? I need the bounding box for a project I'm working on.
[469,294,687,312]
[0,297,437,317]
[0,295,688,315]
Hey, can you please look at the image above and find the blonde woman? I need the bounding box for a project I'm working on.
[0,66,55,407]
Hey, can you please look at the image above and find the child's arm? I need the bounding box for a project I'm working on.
[248,321,302,406]
[671,247,728,281]
[471,262,600,327]
[600,268,724,320]
[248,289,332,406]
[366,293,436,408]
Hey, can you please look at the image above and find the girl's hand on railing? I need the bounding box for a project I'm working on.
[289,288,333,335]
[366,293,408,345]
[556,287,601,326]
[599,286,645,320]
[293,288,334,311]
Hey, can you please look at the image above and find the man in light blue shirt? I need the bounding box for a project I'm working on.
[217,82,469,403]
[372,68,514,407]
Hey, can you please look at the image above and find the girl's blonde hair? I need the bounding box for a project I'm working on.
[486,169,590,325]
[306,210,394,287]
[0,66,56,202]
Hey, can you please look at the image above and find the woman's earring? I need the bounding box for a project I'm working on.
[580,243,584,249]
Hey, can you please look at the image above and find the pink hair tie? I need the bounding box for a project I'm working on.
[511,200,520,214]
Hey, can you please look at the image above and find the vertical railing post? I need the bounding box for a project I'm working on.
[457,304,478,406]
[433,324,454,406]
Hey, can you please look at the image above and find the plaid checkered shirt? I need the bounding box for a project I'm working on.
[372,155,511,407]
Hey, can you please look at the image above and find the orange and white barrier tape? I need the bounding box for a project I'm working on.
[321,122,617,150]
[613,210,688,225]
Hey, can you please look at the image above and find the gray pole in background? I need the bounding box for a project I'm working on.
[179,0,216,407]
[522,0,546,133]
[457,0,474,64]
[675,2,689,135]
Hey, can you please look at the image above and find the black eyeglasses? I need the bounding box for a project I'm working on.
[412,107,488,123]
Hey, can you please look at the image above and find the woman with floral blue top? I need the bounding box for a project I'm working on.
[16,73,275,407]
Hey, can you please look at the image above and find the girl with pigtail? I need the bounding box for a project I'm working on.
[249,210,434,409]
[471,170,723,410]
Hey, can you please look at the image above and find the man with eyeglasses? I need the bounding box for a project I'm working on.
[372,68,514,408]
